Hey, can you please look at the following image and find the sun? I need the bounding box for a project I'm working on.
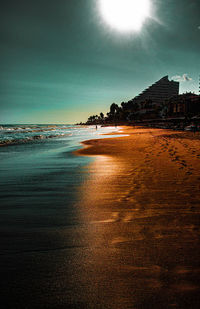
[99,0,151,32]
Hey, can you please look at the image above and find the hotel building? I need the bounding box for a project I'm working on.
[132,75,179,105]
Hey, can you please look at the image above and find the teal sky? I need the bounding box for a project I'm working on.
[1,0,200,124]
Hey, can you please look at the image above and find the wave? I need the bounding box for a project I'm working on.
[0,124,82,146]
[0,124,113,147]
[0,126,73,133]
[0,133,71,147]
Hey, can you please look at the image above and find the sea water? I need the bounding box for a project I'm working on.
[0,124,119,308]
[0,124,119,230]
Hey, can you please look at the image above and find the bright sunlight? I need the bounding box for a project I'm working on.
[99,0,151,32]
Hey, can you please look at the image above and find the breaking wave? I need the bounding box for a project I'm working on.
[0,124,76,146]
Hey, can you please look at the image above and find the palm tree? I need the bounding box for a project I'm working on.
[110,103,119,115]
[100,112,104,120]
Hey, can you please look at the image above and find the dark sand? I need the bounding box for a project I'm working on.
[74,126,200,308]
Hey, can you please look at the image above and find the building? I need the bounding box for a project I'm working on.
[167,93,200,118]
[132,75,179,106]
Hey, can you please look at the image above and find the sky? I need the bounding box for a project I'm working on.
[0,0,200,124]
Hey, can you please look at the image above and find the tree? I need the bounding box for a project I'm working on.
[110,103,119,115]
[100,112,104,120]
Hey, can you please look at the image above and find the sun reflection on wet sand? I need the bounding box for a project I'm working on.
[71,127,200,308]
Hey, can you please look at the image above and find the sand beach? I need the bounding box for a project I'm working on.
[75,126,200,308]
[1,125,200,309]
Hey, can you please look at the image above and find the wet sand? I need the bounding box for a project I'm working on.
[75,126,200,308]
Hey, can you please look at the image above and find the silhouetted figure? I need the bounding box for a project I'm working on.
[193,124,197,134]
[96,125,97,130]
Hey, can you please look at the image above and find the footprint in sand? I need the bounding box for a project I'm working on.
[134,184,141,190]
[180,161,187,167]
[123,213,134,222]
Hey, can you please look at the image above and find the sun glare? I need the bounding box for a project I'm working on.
[99,0,151,32]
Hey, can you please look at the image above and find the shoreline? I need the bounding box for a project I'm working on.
[1,126,199,309]
[76,125,200,157]
[74,126,200,308]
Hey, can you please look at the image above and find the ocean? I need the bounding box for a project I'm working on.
[0,124,119,308]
